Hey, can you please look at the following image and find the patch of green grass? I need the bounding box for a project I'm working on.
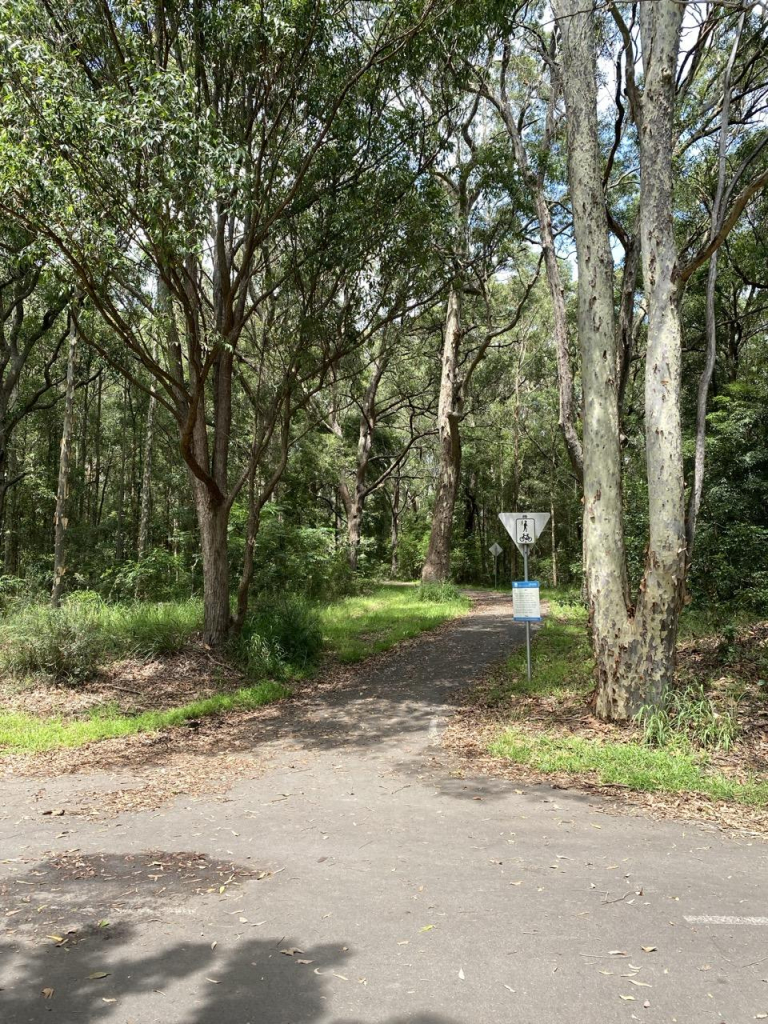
[320,583,469,664]
[490,727,768,807]
[486,589,593,702]
[0,681,288,752]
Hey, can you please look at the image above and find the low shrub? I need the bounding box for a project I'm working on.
[0,605,104,682]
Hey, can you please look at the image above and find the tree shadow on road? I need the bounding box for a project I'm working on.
[0,851,464,1024]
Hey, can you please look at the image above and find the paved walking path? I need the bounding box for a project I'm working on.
[2,593,767,1023]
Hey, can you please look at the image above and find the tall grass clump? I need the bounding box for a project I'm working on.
[232,594,323,679]
[637,683,740,752]
[418,581,462,603]
[0,596,202,682]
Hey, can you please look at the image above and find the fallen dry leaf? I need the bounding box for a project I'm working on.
[295,960,314,965]
[641,946,657,953]
[458,968,465,980]
[619,995,635,1001]
[87,972,110,981]
[41,988,54,1000]
[280,948,304,956]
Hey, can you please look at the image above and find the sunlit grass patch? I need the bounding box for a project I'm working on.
[0,680,288,752]
[319,583,469,663]
[490,727,768,807]
[485,589,593,702]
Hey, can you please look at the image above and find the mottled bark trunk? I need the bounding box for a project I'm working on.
[555,0,686,720]
[612,0,687,717]
[557,0,688,720]
[421,284,462,583]
[51,323,77,607]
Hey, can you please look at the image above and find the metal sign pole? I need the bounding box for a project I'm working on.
[523,544,531,682]
[494,554,498,589]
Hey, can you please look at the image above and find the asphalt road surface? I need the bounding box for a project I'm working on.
[2,593,767,1024]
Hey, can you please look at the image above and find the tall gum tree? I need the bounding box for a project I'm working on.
[420,91,538,582]
[552,0,767,719]
[552,0,684,719]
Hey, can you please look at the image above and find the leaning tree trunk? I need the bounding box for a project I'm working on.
[421,283,462,583]
[51,321,77,607]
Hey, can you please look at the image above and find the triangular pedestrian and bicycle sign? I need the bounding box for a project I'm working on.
[498,512,550,554]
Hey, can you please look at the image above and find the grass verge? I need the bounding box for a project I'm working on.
[320,583,469,663]
[490,728,768,807]
[477,589,768,809]
[0,681,288,752]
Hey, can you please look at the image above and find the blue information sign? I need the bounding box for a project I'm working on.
[512,580,541,622]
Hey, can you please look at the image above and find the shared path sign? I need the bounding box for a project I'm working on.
[498,511,550,680]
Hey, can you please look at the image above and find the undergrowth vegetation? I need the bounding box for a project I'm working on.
[0,596,202,681]
[637,685,740,752]
[0,584,469,751]
[482,589,768,807]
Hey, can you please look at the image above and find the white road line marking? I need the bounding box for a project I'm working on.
[684,915,768,926]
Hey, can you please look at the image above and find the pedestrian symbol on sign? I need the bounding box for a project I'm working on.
[516,517,534,545]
